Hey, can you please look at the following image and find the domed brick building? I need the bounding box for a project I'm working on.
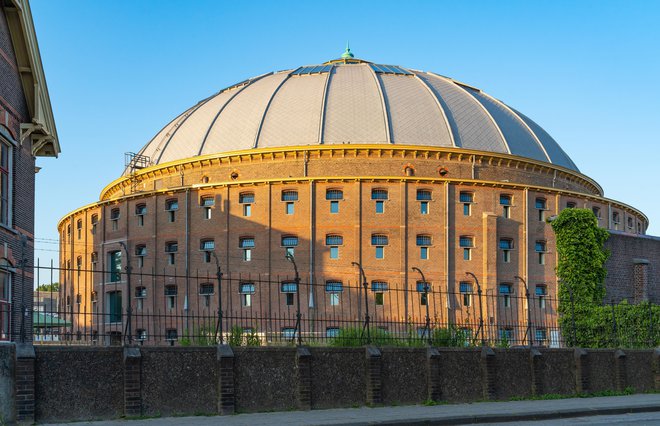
[58,49,650,345]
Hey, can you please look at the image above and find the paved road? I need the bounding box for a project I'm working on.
[41,394,660,425]
[484,411,660,425]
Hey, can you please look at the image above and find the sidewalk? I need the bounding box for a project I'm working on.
[41,394,660,426]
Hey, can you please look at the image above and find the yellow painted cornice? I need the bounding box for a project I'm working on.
[103,145,602,200]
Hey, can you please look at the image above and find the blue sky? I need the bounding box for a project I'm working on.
[30,0,660,270]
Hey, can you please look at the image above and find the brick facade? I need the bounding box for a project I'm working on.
[0,5,36,343]
[605,232,660,303]
[58,146,650,344]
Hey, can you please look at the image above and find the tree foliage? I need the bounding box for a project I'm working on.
[550,208,609,306]
[35,282,60,292]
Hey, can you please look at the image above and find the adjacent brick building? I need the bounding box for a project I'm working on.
[0,0,59,342]
[57,51,654,345]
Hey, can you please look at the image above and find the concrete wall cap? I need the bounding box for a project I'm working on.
[427,347,441,359]
[123,347,141,360]
[217,344,234,359]
[574,348,588,359]
[297,346,311,358]
[615,349,626,359]
[481,347,495,358]
[16,343,35,359]
[366,346,381,358]
[530,348,542,359]
[633,258,650,264]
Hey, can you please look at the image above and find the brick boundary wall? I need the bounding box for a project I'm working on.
[0,344,657,423]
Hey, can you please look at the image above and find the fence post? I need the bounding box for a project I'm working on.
[529,348,543,396]
[296,347,312,410]
[14,343,35,423]
[610,300,617,348]
[614,350,627,392]
[365,346,382,405]
[217,344,235,414]
[0,342,16,424]
[427,347,441,402]
[480,347,496,400]
[653,348,660,392]
[574,348,589,394]
[123,346,142,417]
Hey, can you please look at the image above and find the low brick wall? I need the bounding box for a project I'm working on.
[0,344,657,423]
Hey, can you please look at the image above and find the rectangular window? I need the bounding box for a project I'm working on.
[326,327,340,338]
[371,281,388,306]
[166,199,178,222]
[239,282,255,307]
[243,204,251,217]
[566,201,577,209]
[111,208,120,230]
[325,281,342,306]
[612,212,620,230]
[535,285,547,309]
[592,206,601,219]
[420,201,429,215]
[136,204,147,226]
[165,242,178,265]
[499,238,513,263]
[330,200,339,214]
[109,251,122,282]
[286,202,294,215]
[135,286,147,298]
[500,328,514,343]
[417,281,430,305]
[239,193,255,203]
[420,247,429,260]
[460,282,473,307]
[460,192,473,216]
[0,140,11,226]
[327,189,342,213]
[535,328,547,343]
[459,236,473,261]
[535,198,546,221]
[91,214,98,235]
[240,238,254,261]
[107,291,122,323]
[417,235,431,260]
[499,283,512,308]
[375,200,384,214]
[535,241,546,265]
[135,245,146,268]
[166,329,178,341]
[201,197,214,219]
[416,190,432,201]
[500,194,512,218]
[281,281,297,306]
[136,329,147,341]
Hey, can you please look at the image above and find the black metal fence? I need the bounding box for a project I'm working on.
[22,263,658,349]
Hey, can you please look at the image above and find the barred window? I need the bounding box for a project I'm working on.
[371,234,388,246]
[416,235,432,246]
[110,208,120,220]
[281,282,298,293]
[239,192,255,203]
[535,241,546,252]
[325,235,343,246]
[499,238,514,250]
[165,199,179,211]
[135,286,147,298]
[499,283,512,294]
[460,282,473,293]
[200,197,214,207]
[135,245,147,256]
[239,237,255,248]
[325,281,343,292]
[165,242,178,253]
[416,190,432,201]
[459,192,473,203]
[136,204,147,215]
[535,198,546,209]
[239,283,255,294]
[281,236,299,247]
[535,285,547,296]
[371,281,389,292]
[200,283,214,295]
[416,281,431,292]
[459,236,474,247]
[91,214,99,225]
[200,239,215,251]
[281,190,298,201]
[371,189,388,200]
[500,195,512,206]
[164,285,178,296]
[325,189,343,200]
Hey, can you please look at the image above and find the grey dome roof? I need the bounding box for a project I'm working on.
[132,60,578,172]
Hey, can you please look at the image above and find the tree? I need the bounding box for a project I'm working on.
[35,282,60,292]
[550,208,609,306]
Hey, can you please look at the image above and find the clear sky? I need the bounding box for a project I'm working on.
[29,0,660,274]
